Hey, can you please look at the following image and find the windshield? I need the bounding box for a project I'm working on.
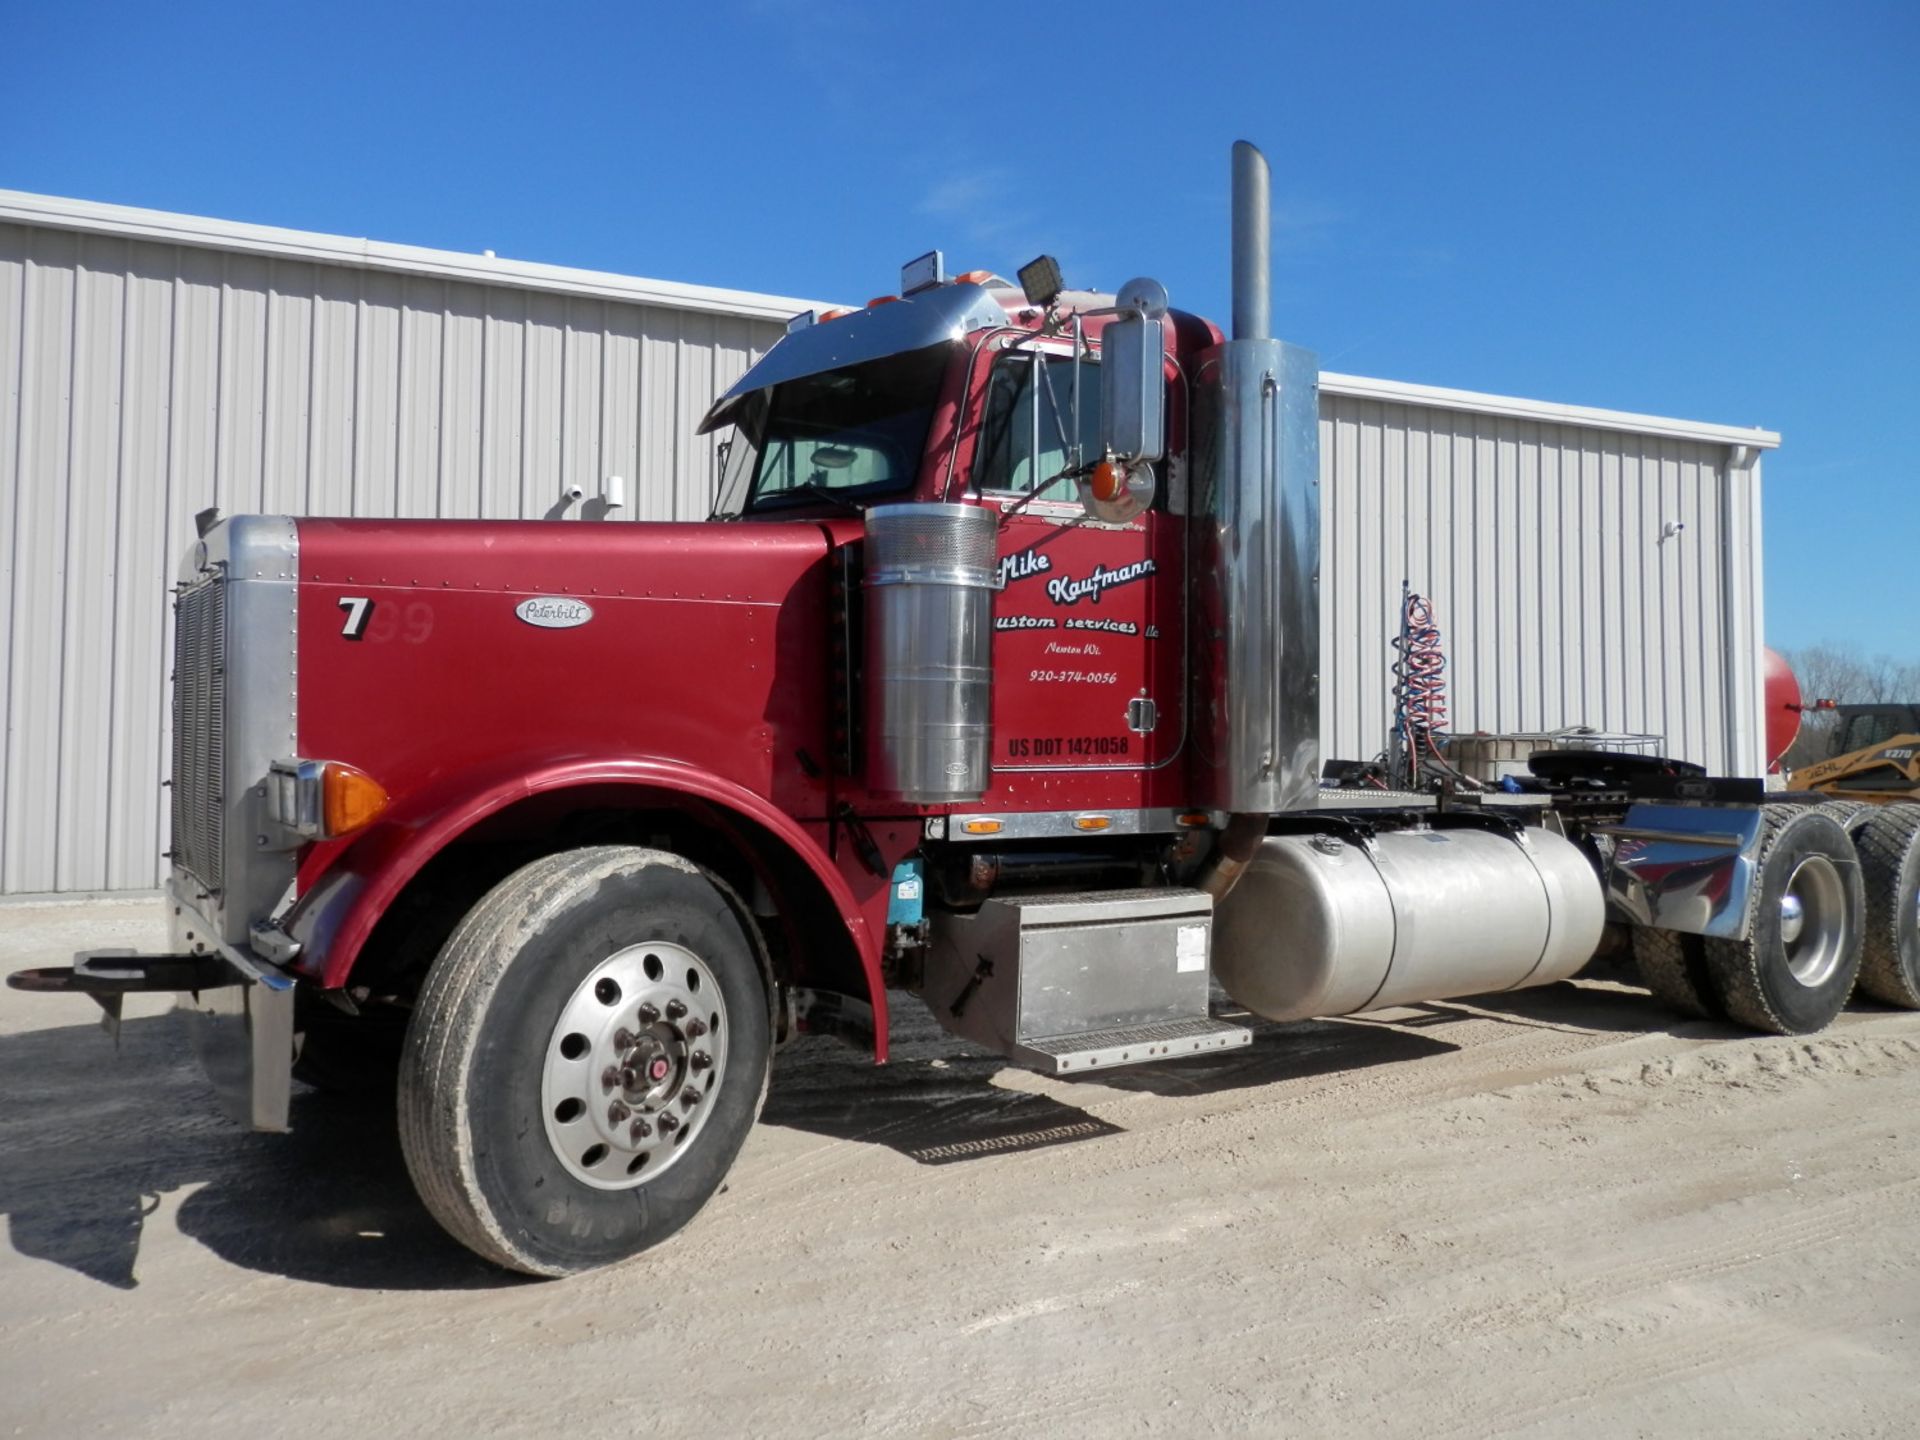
[714,342,951,516]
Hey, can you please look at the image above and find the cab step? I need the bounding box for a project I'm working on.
[1013,1015,1252,1075]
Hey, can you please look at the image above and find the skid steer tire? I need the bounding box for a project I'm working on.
[1631,925,1720,1020]
[1855,805,1920,1009]
[398,846,772,1277]
[1702,807,1864,1035]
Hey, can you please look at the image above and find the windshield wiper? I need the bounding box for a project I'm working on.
[754,479,864,515]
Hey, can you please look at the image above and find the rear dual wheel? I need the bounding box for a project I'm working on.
[1703,807,1865,1035]
[1855,805,1920,1009]
[398,847,772,1276]
[1633,806,1866,1035]
[1631,925,1718,1020]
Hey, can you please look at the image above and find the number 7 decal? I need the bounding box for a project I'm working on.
[338,596,373,640]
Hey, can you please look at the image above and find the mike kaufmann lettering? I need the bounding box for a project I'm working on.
[998,545,1053,587]
[1046,558,1156,606]
[995,614,1057,631]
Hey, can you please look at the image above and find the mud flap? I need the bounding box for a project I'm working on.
[7,949,296,1133]
[184,970,296,1133]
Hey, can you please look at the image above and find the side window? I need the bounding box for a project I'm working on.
[976,353,1101,501]
[1841,711,1905,753]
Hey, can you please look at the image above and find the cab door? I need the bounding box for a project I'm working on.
[974,348,1183,781]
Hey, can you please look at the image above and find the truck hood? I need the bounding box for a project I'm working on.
[291,516,837,842]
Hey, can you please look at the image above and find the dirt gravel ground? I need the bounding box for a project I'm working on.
[3,896,1918,1438]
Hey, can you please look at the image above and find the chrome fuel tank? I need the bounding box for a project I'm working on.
[1212,824,1605,1022]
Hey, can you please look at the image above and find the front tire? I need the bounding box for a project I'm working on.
[398,846,772,1276]
[1702,807,1865,1035]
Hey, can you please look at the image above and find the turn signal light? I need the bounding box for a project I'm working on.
[1176,811,1212,828]
[268,758,389,841]
[1088,458,1128,503]
[322,763,389,838]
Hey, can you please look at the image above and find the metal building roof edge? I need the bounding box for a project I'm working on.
[1320,370,1780,451]
[0,189,1780,449]
[0,188,834,324]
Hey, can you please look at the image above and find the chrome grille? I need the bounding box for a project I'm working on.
[171,577,227,892]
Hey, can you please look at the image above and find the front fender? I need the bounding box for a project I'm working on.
[283,754,886,1056]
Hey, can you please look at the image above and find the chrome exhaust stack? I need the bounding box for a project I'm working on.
[1231,139,1271,343]
[1196,142,1321,894]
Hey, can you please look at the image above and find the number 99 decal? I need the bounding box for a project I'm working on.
[337,596,434,644]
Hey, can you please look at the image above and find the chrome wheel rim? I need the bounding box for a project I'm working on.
[541,942,728,1190]
[1779,855,1848,989]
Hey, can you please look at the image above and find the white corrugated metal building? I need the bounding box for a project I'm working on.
[0,191,1778,895]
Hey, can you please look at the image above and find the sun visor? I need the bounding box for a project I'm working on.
[697,283,1008,433]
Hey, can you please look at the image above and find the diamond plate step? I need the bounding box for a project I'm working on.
[1010,1016,1252,1075]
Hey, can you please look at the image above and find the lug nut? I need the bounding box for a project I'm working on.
[656,1112,680,1134]
[601,1065,620,1091]
[608,1101,631,1124]
[665,999,688,1021]
[636,1002,660,1024]
[629,1117,652,1142]
[685,1018,708,1039]
[613,1028,635,1050]
[681,1088,700,1108]
[690,1051,713,1073]
[620,1066,639,1088]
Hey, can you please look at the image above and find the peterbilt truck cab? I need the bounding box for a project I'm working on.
[14,143,1919,1276]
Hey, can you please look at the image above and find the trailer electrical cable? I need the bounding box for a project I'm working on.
[1390,587,1485,791]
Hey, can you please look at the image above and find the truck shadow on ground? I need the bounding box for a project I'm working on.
[761,1001,1458,1157]
[1427,979,1752,1039]
[1460,975,1908,1036]
[0,1010,514,1293]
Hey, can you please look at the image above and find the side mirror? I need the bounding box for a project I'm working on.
[1099,277,1169,465]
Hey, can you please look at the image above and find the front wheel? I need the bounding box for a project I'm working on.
[398,846,772,1276]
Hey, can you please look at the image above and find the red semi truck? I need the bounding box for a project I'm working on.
[13,143,1920,1275]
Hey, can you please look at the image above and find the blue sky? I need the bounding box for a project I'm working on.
[4,1,1914,657]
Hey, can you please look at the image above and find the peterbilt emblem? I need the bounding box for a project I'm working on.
[515,597,594,629]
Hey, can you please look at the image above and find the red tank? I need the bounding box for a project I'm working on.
[1763,646,1802,772]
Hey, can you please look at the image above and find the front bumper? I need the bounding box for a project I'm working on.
[6,886,296,1132]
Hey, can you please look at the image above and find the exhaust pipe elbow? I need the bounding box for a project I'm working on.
[1198,812,1268,901]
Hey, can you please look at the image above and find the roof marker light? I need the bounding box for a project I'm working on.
[901,250,944,295]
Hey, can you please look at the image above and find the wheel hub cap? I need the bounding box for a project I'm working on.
[1779,855,1848,989]
[1778,893,1805,945]
[540,942,728,1190]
